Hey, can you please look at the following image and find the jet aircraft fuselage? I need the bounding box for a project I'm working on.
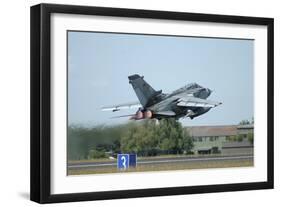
[102,74,221,120]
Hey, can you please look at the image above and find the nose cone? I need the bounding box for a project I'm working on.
[216,102,222,107]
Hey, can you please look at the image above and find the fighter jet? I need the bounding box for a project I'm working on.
[102,74,222,120]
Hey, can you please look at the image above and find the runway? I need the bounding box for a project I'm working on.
[68,154,253,169]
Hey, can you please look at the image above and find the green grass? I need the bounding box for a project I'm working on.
[68,158,253,175]
[68,153,249,164]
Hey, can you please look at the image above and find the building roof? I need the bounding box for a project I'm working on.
[186,125,237,137]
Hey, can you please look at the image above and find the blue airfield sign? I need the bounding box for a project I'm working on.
[117,154,129,169]
[129,154,137,167]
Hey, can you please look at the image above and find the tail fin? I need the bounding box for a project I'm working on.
[128,74,161,107]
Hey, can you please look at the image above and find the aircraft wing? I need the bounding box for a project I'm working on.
[101,101,142,112]
[177,97,222,108]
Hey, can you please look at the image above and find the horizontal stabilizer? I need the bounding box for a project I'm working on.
[110,114,134,119]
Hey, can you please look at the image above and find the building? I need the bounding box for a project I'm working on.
[185,124,254,155]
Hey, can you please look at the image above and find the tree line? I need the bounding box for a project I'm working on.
[68,119,193,160]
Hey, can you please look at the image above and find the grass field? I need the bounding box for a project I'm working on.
[68,153,251,164]
[68,157,253,175]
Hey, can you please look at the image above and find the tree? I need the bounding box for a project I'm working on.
[182,130,194,154]
[251,117,254,124]
[239,119,250,125]
[67,124,127,160]
[68,119,195,160]
[120,119,194,156]
[88,149,106,159]
[247,132,254,145]
[237,134,244,142]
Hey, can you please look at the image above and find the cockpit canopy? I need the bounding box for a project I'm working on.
[185,83,202,90]
[171,83,203,94]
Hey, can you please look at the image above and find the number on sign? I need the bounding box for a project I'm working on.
[121,156,127,168]
[117,154,129,169]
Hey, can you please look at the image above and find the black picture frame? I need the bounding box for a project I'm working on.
[30,3,274,204]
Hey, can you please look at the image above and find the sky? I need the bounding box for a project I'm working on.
[68,31,253,127]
